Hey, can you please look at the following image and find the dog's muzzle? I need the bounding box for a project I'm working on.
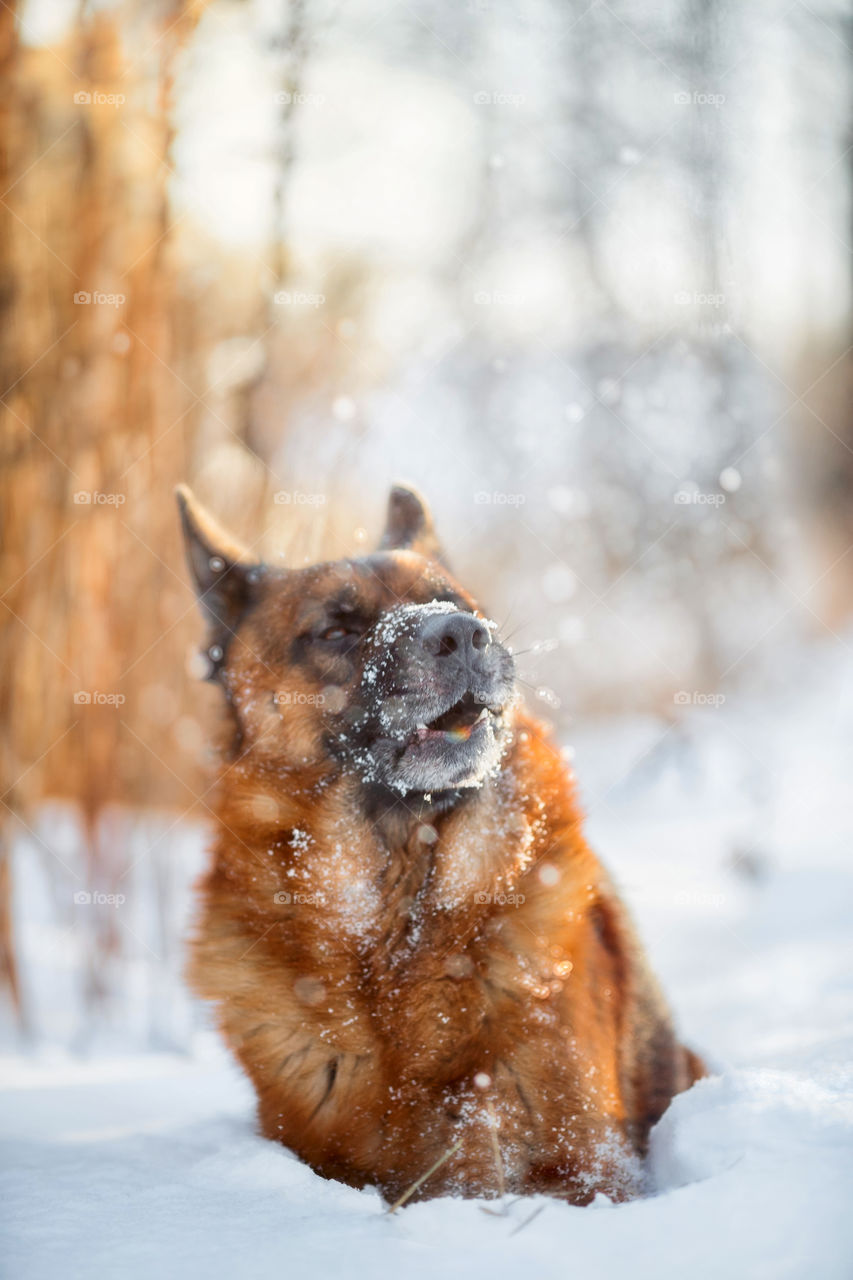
[352,603,517,794]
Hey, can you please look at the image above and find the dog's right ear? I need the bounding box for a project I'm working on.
[175,485,264,664]
[379,484,446,563]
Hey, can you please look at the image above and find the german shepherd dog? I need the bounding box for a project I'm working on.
[177,483,704,1205]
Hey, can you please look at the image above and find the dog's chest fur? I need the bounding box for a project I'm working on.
[189,723,694,1203]
[228,766,550,1061]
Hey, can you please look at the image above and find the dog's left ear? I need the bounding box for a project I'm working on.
[379,484,445,563]
[176,484,265,661]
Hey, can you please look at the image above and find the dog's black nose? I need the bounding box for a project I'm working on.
[419,611,490,660]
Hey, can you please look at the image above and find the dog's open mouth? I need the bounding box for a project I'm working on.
[412,692,493,745]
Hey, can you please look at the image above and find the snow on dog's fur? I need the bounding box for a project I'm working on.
[177,483,704,1204]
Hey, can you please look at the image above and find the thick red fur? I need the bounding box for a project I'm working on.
[180,484,705,1204]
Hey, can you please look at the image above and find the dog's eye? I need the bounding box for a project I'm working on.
[319,625,358,642]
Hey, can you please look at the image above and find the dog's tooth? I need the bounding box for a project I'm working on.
[475,707,489,723]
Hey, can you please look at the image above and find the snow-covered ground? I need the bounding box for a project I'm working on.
[2,639,852,1279]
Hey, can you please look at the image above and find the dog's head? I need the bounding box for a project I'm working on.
[177,484,517,800]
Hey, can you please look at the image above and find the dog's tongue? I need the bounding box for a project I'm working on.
[416,702,489,742]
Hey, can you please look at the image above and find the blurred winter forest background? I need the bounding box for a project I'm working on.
[1,0,851,1051]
